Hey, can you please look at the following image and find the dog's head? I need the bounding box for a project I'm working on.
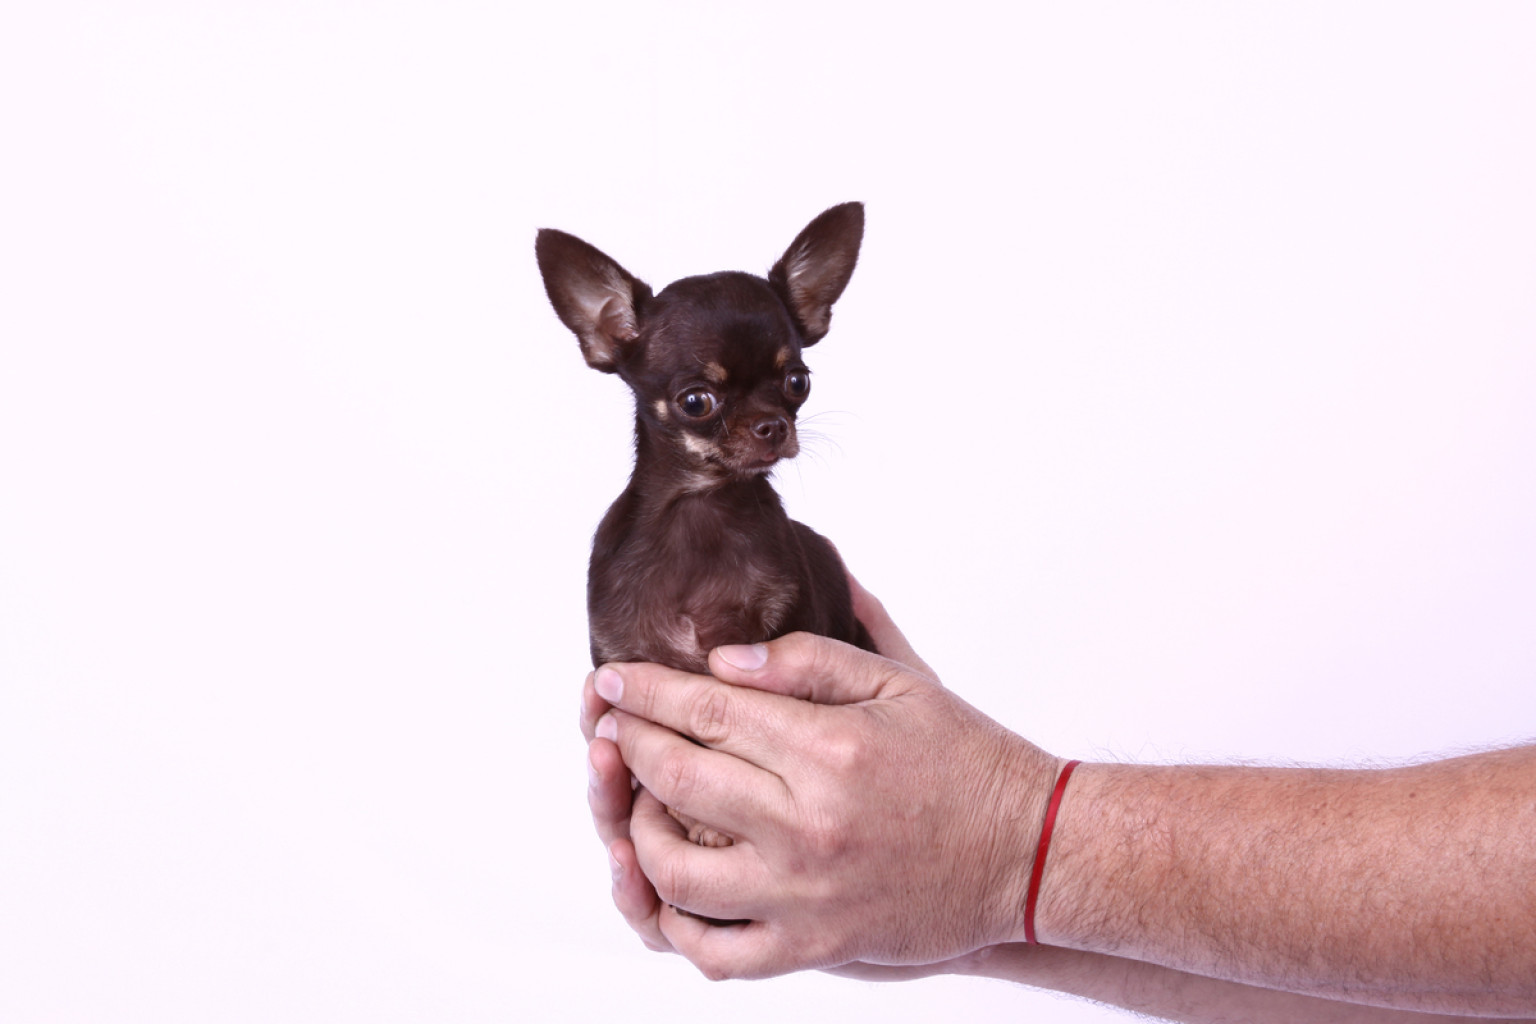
[536,203,864,482]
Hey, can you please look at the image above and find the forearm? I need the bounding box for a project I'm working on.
[945,944,1534,1024]
[1034,745,1536,1015]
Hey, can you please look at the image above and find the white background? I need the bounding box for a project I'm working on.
[3,3,1534,1022]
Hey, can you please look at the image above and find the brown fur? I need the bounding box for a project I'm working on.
[536,204,874,676]
[536,205,875,850]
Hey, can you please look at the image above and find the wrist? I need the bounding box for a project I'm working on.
[1028,761,1143,950]
[981,738,1067,949]
[1024,758,1083,943]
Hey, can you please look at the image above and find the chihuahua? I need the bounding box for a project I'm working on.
[537,203,875,839]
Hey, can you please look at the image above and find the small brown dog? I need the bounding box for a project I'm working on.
[536,204,876,846]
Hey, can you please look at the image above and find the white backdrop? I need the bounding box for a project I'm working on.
[3,4,1534,1022]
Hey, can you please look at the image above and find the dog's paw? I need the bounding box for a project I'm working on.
[687,821,734,848]
[668,805,735,847]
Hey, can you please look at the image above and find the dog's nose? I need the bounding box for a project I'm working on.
[752,416,789,445]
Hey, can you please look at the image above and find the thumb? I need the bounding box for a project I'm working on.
[708,631,909,706]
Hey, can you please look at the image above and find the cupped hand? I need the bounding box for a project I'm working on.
[581,584,1061,979]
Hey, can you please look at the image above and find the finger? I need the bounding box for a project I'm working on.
[657,901,832,981]
[579,670,610,742]
[586,737,633,848]
[708,630,913,706]
[593,660,809,767]
[657,909,783,981]
[631,788,767,925]
[601,708,787,840]
[845,572,938,679]
[607,835,673,953]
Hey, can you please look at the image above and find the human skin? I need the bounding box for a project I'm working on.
[579,580,1536,1020]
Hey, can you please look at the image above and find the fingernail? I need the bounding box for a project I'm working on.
[608,845,623,880]
[594,667,623,703]
[716,643,768,670]
[587,743,600,788]
[595,712,618,742]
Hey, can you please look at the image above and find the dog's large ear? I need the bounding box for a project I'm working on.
[768,202,864,345]
[535,229,654,372]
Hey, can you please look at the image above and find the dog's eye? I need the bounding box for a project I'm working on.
[677,388,719,419]
[783,371,811,400]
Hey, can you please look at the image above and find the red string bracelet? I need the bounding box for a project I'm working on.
[1023,758,1082,945]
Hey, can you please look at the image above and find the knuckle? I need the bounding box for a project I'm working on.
[692,946,743,982]
[804,815,850,862]
[657,746,698,807]
[777,629,815,654]
[776,630,821,670]
[688,686,733,746]
[630,667,661,720]
[780,631,847,692]
[653,855,693,910]
[812,634,864,686]
[817,725,868,777]
[698,960,733,982]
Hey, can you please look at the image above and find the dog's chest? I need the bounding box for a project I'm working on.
[588,497,802,672]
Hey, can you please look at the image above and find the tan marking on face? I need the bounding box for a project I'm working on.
[679,432,730,492]
[652,398,669,420]
[774,348,792,369]
[703,362,728,384]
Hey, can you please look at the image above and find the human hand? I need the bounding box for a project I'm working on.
[577,574,925,956]
[582,664,669,952]
[581,586,1062,979]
